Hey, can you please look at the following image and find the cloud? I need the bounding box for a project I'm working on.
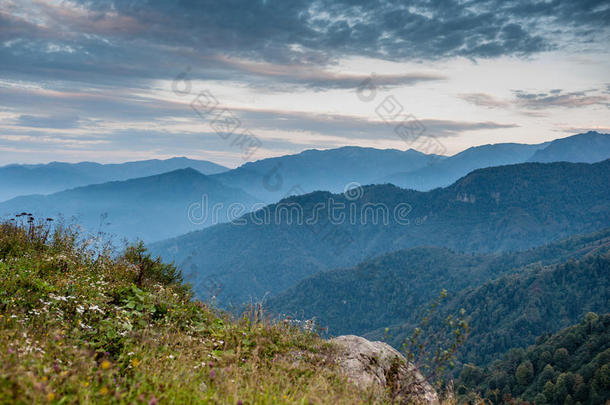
[553,126,610,135]
[0,0,608,165]
[16,114,81,129]
[459,88,610,111]
[513,89,610,109]
[1,0,608,88]
[213,56,446,90]
[459,93,510,108]
[0,81,517,154]
[232,107,517,140]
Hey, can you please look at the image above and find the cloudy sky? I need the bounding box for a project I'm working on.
[1,0,609,167]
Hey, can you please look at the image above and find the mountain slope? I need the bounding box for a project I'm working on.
[529,131,610,163]
[211,146,439,202]
[150,160,610,305]
[374,251,610,366]
[457,313,610,404]
[0,169,256,243]
[384,131,609,191]
[266,228,610,337]
[0,157,228,202]
[383,142,546,190]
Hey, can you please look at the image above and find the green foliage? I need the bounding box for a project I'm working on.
[399,290,468,390]
[379,250,610,368]
[456,314,610,404]
[0,221,387,404]
[516,361,534,386]
[123,241,185,291]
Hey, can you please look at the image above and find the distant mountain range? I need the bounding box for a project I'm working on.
[0,169,256,243]
[0,157,228,202]
[149,159,610,305]
[2,131,609,247]
[209,146,439,203]
[528,131,610,163]
[208,131,609,201]
[383,131,610,190]
[2,132,608,207]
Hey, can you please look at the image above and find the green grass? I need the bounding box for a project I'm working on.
[0,220,389,404]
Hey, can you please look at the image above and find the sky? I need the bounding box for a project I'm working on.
[0,0,609,167]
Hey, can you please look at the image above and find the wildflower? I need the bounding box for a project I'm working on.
[131,358,140,367]
[148,395,158,405]
[101,360,111,370]
[210,370,216,379]
[100,387,109,395]
[46,392,55,401]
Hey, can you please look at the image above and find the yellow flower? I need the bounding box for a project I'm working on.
[46,392,55,401]
[101,360,111,370]
[131,358,140,367]
[42,376,48,382]
[83,381,89,387]
[100,387,109,395]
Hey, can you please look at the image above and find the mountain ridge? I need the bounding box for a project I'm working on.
[0,157,229,202]
[150,159,610,305]
[0,168,257,243]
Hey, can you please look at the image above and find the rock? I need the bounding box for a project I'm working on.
[330,335,439,404]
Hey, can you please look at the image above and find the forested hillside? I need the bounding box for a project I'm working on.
[267,229,610,337]
[376,252,609,366]
[457,313,610,404]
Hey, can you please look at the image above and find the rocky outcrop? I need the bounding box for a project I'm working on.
[331,335,439,404]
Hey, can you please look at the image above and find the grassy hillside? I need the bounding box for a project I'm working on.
[0,220,390,404]
[456,313,610,404]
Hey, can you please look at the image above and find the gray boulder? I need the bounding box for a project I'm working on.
[331,335,439,404]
